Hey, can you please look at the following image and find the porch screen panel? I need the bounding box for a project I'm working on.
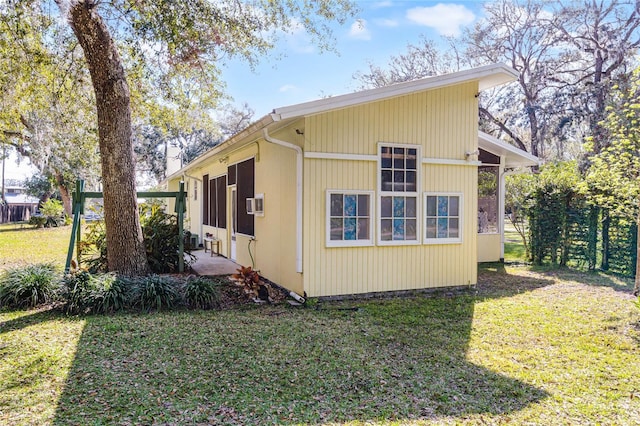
[236,158,255,236]
[209,177,217,226]
[227,164,237,185]
[216,176,227,228]
[202,174,209,226]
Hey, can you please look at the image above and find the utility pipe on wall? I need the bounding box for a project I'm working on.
[182,173,203,245]
[262,128,303,273]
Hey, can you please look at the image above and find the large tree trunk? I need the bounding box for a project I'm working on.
[64,0,148,275]
[54,172,72,216]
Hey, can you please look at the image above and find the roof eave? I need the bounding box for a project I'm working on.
[163,114,276,183]
[478,131,540,168]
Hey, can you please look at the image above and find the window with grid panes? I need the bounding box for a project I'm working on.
[424,193,462,243]
[326,191,374,247]
[379,145,419,243]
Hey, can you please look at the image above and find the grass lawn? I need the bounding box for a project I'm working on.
[1,265,639,425]
[0,223,72,271]
[503,221,527,263]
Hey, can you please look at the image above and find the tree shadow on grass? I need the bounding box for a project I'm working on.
[52,275,551,425]
[0,308,59,336]
[477,262,555,299]
[543,267,635,294]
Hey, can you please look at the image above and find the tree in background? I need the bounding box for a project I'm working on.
[0,3,101,215]
[3,0,356,275]
[353,0,640,164]
[353,36,464,89]
[464,0,563,157]
[584,69,640,294]
[505,173,537,260]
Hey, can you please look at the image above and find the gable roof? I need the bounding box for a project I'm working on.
[478,131,539,168]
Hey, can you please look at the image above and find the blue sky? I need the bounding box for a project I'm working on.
[3,1,486,180]
[221,0,486,117]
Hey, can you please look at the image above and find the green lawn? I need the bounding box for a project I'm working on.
[1,225,639,424]
[0,223,72,271]
[1,265,639,425]
[503,220,527,263]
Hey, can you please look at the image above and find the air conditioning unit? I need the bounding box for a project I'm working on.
[246,194,265,216]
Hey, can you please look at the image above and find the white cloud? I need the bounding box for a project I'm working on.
[279,84,299,93]
[349,19,372,41]
[406,3,476,37]
[374,18,399,28]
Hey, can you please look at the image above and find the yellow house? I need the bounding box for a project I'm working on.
[165,63,538,298]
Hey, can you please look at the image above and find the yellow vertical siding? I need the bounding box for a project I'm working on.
[306,82,478,159]
[477,234,502,262]
[303,82,479,297]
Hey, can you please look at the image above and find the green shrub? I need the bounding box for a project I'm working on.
[79,219,108,273]
[184,277,221,309]
[80,202,194,273]
[62,271,131,315]
[95,276,130,314]
[28,215,47,228]
[39,199,66,227]
[130,275,180,311]
[62,270,101,315]
[140,203,195,273]
[0,263,61,308]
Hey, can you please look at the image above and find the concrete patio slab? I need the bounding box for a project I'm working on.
[189,249,240,276]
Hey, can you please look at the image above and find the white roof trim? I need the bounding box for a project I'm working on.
[271,63,518,120]
[478,131,540,167]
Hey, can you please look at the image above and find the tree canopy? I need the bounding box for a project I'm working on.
[2,0,357,275]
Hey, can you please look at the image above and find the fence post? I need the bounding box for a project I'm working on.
[65,179,85,273]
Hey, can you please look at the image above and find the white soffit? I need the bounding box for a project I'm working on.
[478,131,540,168]
[271,63,518,120]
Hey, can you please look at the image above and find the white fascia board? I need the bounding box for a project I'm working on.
[478,131,540,167]
[272,63,518,121]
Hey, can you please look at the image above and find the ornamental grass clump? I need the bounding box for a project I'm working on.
[130,275,180,311]
[63,270,100,315]
[184,277,222,310]
[0,263,61,309]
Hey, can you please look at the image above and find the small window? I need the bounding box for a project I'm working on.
[246,198,254,215]
[326,190,374,247]
[424,193,462,244]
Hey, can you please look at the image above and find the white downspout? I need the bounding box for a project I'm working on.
[182,173,203,246]
[262,128,303,273]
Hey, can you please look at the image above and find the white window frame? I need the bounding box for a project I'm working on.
[254,193,264,217]
[424,192,463,244]
[245,198,255,215]
[326,190,375,248]
[377,143,421,246]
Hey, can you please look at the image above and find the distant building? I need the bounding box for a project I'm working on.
[1,185,40,223]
